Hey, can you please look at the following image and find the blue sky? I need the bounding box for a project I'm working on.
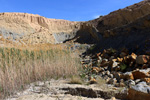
[0,0,143,21]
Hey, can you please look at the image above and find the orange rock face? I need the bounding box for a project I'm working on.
[120,72,134,80]
[132,69,150,79]
[130,53,137,61]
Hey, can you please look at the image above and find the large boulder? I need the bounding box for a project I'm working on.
[132,69,150,79]
[120,72,134,80]
[128,82,150,100]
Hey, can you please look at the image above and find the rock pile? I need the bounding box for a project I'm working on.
[81,48,150,99]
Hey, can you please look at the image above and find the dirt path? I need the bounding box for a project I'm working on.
[6,79,123,100]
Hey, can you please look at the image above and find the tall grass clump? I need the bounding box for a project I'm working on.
[0,47,81,98]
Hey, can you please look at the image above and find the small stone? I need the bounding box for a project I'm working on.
[130,53,137,61]
[107,78,117,85]
[89,78,97,84]
[101,72,105,76]
[111,97,116,100]
[113,61,118,67]
[92,67,100,73]
[97,52,101,57]
[100,59,109,67]
[108,74,114,78]
[98,56,102,63]
[105,77,111,83]
[104,66,108,70]
[112,59,117,62]
[135,79,141,84]
[103,58,108,62]
[142,78,150,84]
[99,68,105,72]
[106,71,110,75]
[117,57,123,62]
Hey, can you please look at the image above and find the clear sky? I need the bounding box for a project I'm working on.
[0,0,143,21]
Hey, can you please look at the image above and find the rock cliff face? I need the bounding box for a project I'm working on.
[87,0,150,53]
[0,13,80,45]
[89,0,150,34]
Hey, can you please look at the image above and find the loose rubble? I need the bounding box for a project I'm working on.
[81,48,150,99]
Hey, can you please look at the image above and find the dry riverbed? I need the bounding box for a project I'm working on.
[6,79,126,100]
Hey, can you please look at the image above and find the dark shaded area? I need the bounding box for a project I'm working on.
[83,14,150,55]
[61,87,127,99]
[64,23,101,44]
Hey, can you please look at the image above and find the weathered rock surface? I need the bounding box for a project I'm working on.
[136,55,149,64]
[0,13,80,45]
[87,0,150,53]
[128,82,150,100]
[89,0,150,34]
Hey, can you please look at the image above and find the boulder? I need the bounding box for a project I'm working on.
[130,53,137,61]
[117,57,123,62]
[136,55,149,64]
[128,82,150,100]
[132,69,150,79]
[120,72,134,80]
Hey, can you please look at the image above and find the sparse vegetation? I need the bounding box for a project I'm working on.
[120,63,127,71]
[96,76,106,86]
[0,47,81,98]
[69,76,83,84]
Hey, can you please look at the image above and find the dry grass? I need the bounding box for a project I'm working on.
[69,76,83,84]
[0,47,81,98]
[96,76,106,86]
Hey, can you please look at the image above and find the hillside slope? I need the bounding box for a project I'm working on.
[0,0,150,53]
[87,0,150,53]
[0,13,80,45]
